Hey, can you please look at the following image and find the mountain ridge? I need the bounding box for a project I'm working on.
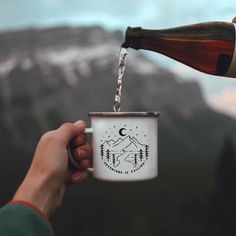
[103,135,146,151]
[0,25,235,161]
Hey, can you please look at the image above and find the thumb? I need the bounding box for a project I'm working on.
[56,121,86,146]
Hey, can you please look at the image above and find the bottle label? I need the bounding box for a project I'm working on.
[225,23,236,78]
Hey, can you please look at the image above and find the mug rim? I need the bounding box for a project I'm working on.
[88,111,160,117]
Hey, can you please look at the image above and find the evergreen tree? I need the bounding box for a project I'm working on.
[112,154,116,167]
[134,154,138,167]
[145,145,149,159]
[100,144,104,159]
[106,149,110,162]
[139,149,143,161]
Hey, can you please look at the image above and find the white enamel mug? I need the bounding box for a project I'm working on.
[69,112,160,182]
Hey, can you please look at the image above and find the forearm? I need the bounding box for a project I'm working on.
[11,121,91,220]
[13,171,62,218]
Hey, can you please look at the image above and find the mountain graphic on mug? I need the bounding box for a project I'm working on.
[100,135,149,168]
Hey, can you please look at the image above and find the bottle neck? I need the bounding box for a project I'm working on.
[122,27,143,49]
[122,22,235,50]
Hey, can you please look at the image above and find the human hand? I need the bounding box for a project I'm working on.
[13,121,93,217]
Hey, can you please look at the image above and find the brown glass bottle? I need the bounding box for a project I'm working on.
[122,22,236,78]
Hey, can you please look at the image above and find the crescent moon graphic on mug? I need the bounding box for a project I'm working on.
[119,128,127,136]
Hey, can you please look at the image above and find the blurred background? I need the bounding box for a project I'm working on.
[1,0,236,235]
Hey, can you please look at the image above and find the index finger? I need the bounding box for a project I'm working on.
[55,121,86,146]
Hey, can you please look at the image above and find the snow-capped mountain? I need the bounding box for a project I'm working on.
[0,25,236,161]
[103,135,146,152]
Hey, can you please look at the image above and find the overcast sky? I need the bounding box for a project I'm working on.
[1,0,236,116]
[0,0,236,30]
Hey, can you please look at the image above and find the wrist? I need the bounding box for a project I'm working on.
[13,173,58,217]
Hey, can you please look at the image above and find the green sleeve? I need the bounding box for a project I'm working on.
[0,203,54,236]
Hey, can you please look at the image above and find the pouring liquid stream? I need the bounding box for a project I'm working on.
[113,47,128,112]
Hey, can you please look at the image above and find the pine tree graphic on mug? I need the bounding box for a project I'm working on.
[100,135,149,169]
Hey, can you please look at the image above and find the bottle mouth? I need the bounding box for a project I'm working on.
[122,26,142,49]
[122,26,132,48]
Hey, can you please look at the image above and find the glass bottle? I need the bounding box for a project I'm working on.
[122,22,236,78]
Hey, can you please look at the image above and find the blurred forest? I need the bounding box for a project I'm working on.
[1,26,236,235]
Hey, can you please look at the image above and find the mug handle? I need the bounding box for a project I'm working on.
[67,127,93,169]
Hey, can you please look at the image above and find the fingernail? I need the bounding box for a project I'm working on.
[74,120,85,125]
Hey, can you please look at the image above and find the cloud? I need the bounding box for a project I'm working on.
[207,89,236,119]
[171,63,236,119]
[1,0,235,31]
[171,63,236,97]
